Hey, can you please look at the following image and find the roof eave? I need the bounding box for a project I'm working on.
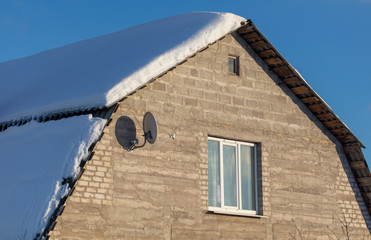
[237,20,371,225]
[238,20,365,149]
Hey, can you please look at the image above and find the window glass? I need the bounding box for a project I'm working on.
[240,145,256,210]
[208,140,221,207]
[228,57,235,73]
[223,145,237,207]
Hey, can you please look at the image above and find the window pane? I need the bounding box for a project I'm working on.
[223,145,237,207]
[208,140,221,207]
[240,145,256,211]
[228,57,235,73]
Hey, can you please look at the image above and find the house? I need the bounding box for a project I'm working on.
[0,12,370,239]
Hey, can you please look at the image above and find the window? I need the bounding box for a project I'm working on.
[208,137,257,215]
[228,56,239,75]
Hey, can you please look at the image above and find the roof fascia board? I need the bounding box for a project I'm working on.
[238,20,365,148]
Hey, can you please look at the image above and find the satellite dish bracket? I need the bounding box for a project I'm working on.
[129,131,152,150]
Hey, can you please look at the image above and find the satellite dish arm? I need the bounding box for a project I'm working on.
[129,131,152,150]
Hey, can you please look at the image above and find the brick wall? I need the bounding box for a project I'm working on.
[50,33,370,239]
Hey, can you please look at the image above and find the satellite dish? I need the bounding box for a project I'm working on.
[129,112,157,150]
[143,112,157,144]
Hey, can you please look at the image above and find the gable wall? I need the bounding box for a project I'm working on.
[50,33,370,239]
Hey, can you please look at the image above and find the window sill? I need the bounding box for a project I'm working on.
[228,72,240,77]
[207,208,267,218]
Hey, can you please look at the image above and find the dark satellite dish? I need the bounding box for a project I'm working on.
[143,112,157,144]
[129,112,157,150]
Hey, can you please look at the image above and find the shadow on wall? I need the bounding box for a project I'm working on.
[115,116,138,151]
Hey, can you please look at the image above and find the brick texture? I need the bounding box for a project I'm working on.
[49,33,371,239]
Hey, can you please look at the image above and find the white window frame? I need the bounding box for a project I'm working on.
[208,137,258,216]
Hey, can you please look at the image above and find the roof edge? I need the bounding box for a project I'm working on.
[237,20,371,228]
[238,20,365,149]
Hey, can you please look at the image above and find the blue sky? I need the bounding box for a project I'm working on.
[1,0,370,163]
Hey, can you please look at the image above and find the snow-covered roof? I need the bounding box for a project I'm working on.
[0,115,106,239]
[0,12,245,239]
[0,12,245,124]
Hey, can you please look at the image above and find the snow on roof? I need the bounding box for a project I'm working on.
[0,115,106,239]
[0,12,245,124]
[0,12,246,239]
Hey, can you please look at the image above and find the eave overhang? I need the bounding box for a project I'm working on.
[237,20,371,217]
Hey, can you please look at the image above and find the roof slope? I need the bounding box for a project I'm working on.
[0,115,106,239]
[0,12,245,125]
